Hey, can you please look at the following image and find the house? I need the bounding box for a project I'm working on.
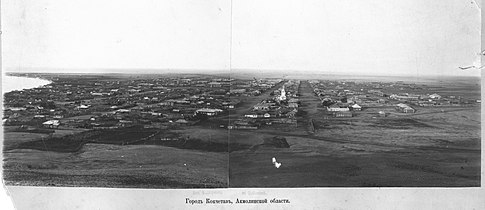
[228,125,258,130]
[390,94,420,101]
[222,101,237,109]
[418,101,436,107]
[333,111,353,118]
[150,112,162,116]
[253,104,270,111]
[118,120,133,127]
[288,103,298,108]
[395,103,416,113]
[351,104,362,111]
[195,108,223,116]
[270,118,297,124]
[160,136,179,141]
[159,101,173,106]
[429,93,441,100]
[327,106,350,112]
[378,111,386,117]
[76,104,90,109]
[244,114,260,118]
[6,107,27,111]
[234,120,251,126]
[208,82,222,88]
[377,99,386,104]
[175,119,189,124]
[34,115,47,119]
[163,113,184,120]
[403,107,415,113]
[116,109,131,113]
[42,120,60,128]
[230,89,246,94]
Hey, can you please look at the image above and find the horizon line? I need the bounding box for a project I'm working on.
[3,68,481,78]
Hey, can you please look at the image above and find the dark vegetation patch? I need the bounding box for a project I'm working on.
[5,126,158,152]
[371,118,433,129]
[261,136,290,148]
[88,127,158,145]
[249,136,290,151]
[313,118,433,130]
[5,126,236,153]
[8,136,87,153]
[313,120,353,129]
[9,127,55,134]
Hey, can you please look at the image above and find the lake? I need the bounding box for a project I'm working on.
[2,75,52,94]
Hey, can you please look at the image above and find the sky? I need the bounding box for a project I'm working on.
[1,0,481,77]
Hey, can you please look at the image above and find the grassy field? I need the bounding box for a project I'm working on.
[2,127,87,151]
[3,126,229,188]
[4,144,228,188]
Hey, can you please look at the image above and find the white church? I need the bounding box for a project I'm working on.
[278,86,287,101]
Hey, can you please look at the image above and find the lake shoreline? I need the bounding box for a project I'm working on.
[2,75,52,94]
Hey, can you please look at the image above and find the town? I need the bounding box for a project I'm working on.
[3,73,479,133]
[2,72,481,187]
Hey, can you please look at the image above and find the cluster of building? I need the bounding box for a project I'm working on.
[229,80,300,129]
[3,74,281,130]
[310,80,479,118]
[3,74,479,130]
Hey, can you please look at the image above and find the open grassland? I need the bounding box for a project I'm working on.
[3,126,229,188]
[3,144,228,188]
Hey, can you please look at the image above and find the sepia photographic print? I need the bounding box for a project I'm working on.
[1,0,483,209]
